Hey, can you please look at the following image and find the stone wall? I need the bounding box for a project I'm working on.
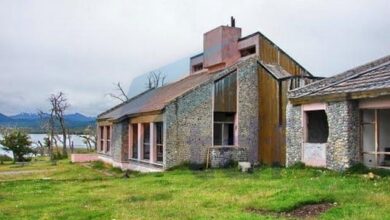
[285,100,361,171]
[209,147,248,168]
[111,120,129,162]
[326,100,360,170]
[164,57,259,168]
[286,103,303,166]
[164,83,213,168]
[237,60,259,162]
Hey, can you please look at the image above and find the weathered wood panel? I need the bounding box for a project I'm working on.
[214,72,237,112]
[259,36,309,77]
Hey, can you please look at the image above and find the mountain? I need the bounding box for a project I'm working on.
[0,113,12,123]
[65,113,95,122]
[0,112,96,133]
[9,112,45,120]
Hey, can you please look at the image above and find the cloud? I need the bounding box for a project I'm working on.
[0,0,389,116]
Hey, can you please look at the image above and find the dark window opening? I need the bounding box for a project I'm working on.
[213,112,235,146]
[192,63,203,72]
[99,126,104,151]
[306,110,329,143]
[106,126,111,152]
[143,123,150,160]
[156,122,164,163]
[132,124,138,159]
[240,46,256,57]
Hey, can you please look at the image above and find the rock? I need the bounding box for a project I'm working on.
[238,162,251,172]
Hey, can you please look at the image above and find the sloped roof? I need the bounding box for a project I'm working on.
[260,62,291,80]
[98,71,214,120]
[289,55,390,101]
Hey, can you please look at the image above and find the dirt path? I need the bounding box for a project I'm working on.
[0,170,50,175]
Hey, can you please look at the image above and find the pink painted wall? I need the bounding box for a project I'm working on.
[359,96,390,109]
[203,26,241,68]
[71,154,99,163]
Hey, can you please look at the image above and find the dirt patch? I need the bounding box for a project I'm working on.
[246,202,335,219]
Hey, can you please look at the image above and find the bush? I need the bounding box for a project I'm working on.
[0,154,12,163]
[91,160,105,170]
[288,161,306,169]
[346,163,369,174]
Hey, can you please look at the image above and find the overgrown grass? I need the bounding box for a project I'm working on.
[0,159,389,219]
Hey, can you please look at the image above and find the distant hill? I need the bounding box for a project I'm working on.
[0,113,12,123]
[0,112,96,133]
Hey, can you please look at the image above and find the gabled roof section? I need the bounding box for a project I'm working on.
[98,71,214,121]
[258,61,291,80]
[289,55,390,103]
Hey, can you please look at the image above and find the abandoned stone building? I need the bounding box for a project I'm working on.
[97,21,320,171]
[287,55,390,171]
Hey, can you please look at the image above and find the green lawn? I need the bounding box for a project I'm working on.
[0,159,389,220]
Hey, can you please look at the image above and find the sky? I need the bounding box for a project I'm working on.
[0,0,389,116]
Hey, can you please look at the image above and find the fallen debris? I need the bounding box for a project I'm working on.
[246,202,335,219]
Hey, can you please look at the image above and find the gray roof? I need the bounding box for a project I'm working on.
[98,71,214,120]
[261,62,291,80]
[289,55,390,100]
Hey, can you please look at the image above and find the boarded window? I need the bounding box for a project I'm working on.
[143,123,150,160]
[132,124,138,159]
[306,110,328,143]
[156,122,164,163]
[213,112,235,146]
[214,72,237,112]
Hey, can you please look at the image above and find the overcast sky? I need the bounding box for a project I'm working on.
[0,0,389,116]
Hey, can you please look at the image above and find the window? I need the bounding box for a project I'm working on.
[240,46,256,57]
[213,112,235,146]
[143,123,150,160]
[156,122,164,163]
[362,109,390,167]
[132,124,138,159]
[192,63,203,72]
[106,126,111,152]
[305,110,329,143]
[99,126,104,152]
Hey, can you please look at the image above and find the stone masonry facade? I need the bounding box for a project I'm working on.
[163,57,259,168]
[286,100,361,171]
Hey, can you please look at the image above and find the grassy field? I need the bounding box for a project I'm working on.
[0,159,389,220]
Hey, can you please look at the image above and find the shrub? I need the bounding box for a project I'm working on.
[346,163,369,174]
[91,161,105,170]
[0,130,34,162]
[288,161,306,169]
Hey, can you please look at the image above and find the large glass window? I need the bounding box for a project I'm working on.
[362,109,390,167]
[213,112,235,146]
[156,122,164,163]
[143,123,150,160]
[132,124,138,159]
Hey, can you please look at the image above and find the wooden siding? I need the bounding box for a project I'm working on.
[257,35,311,165]
[214,72,237,112]
[258,66,286,165]
[259,36,309,77]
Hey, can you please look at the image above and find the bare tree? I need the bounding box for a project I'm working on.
[78,125,97,151]
[109,82,129,102]
[38,110,54,159]
[146,71,166,89]
[49,92,70,155]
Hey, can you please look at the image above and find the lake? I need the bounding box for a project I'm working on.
[0,134,90,157]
